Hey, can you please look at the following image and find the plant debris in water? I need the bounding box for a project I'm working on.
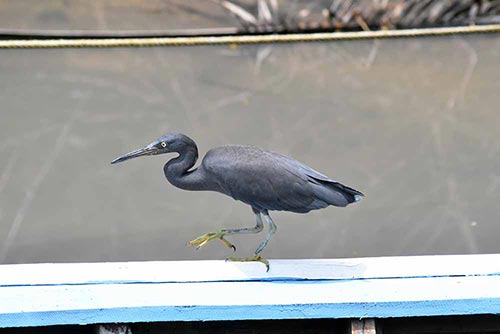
[216,0,500,33]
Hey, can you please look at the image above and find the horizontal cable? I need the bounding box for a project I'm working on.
[0,24,499,48]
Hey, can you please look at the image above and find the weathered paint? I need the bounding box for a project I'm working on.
[1,254,499,286]
[1,254,499,328]
[2,299,500,327]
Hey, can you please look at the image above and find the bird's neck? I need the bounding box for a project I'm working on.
[164,146,209,191]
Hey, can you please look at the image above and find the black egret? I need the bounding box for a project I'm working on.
[111,133,363,270]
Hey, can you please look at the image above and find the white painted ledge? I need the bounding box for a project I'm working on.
[1,254,500,328]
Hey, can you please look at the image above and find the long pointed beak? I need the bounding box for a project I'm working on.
[111,146,156,164]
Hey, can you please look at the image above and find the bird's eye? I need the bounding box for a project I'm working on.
[161,142,167,148]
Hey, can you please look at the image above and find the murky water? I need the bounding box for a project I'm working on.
[1,35,499,264]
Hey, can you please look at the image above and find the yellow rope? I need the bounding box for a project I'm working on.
[1,24,500,48]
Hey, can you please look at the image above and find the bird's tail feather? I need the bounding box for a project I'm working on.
[336,183,364,200]
[308,175,364,207]
[330,182,364,203]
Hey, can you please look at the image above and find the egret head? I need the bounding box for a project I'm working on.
[111,132,195,164]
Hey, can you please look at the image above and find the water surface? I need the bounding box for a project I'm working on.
[1,35,499,263]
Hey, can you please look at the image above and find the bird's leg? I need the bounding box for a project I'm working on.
[187,210,264,251]
[226,210,277,272]
[255,211,277,255]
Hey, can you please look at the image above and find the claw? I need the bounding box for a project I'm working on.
[226,254,270,272]
[219,237,236,251]
[187,231,236,251]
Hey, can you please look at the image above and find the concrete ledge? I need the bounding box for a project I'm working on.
[1,254,500,328]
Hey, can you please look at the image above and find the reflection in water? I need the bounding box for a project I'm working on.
[0,35,499,264]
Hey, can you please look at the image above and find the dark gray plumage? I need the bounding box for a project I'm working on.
[202,145,363,212]
[112,132,363,270]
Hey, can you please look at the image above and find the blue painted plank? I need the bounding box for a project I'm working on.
[2,254,500,286]
[1,255,500,328]
[2,299,500,328]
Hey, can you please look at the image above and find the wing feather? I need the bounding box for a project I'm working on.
[202,145,362,212]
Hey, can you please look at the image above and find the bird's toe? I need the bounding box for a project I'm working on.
[218,237,236,251]
[187,231,235,251]
[226,254,270,271]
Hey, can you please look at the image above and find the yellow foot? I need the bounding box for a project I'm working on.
[226,254,270,272]
[187,231,236,251]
